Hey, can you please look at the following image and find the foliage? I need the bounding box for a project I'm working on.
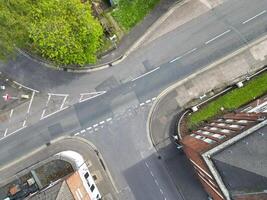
[111,0,160,31]
[0,0,103,66]
[188,71,267,129]
[0,0,31,60]
[29,0,103,66]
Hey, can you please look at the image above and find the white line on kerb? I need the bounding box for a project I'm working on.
[242,10,266,24]
[132,67,160,81]
[205,29,231,45]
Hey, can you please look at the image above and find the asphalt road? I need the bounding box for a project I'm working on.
[1,0,267,199]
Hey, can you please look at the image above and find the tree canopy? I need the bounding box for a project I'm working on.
[0,0,103,66]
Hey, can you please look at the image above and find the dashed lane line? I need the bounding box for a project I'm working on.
[242,10,266,24]
[205,29,231,45]
[169,48,197,63]
[131,67,160,82]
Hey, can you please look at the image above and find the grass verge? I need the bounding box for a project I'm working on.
[111,0,160,31]
[188,70,267,129]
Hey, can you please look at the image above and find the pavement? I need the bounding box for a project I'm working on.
[1,0,267,199]
[0,137,118,200]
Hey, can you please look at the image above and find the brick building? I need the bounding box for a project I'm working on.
[180,97,267,200]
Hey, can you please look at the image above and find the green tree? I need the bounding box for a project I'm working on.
[0,0,103,66]
[29,0,103,66]
[0,0,31,60]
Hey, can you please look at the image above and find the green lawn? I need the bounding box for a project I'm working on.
[188,71,267,129]
[111,0,160,31]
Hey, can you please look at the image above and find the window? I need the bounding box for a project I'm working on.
[90,184,95,192]
[203,138,215,144]
[84,172,89,179]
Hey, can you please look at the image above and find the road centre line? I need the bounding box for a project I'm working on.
[74,132,80,136]
[93,124,99,128]
[242,10,266,24]
[140,103,145,106]
[205,29,231,45]
[131,67,160,82]
[169,47,197,63]
[86,127,92,130]
[99,121,105,125]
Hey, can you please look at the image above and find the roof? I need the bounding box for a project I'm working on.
[212,124,267,198]
[27,179,74,200]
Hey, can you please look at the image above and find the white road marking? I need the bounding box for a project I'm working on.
[169,48,198,63]
[79,91,106,103]
[40,106,69,120]
[205,29,231,45]
[169,56,182,63]
[27,91,35,114]
[74,132,80,136]
[60,95,68,110]
[145,162,149,168]
[93,124,99,128]
[86,127,92,131]
[152,97,157,101]
[45,94,52,106]
[12,81,39,93]
[99,121,105,125]
[41,109,46,119]
[132,67,160,81]
[106,118,112,122]
[150,171,154,177]
[22,120,27,127]
[242,10,266,24]
[9,109,14,119]
[146,99,151,104]
[4,128,8,137]
[155,180,159,186]
[160,189,164,194]
[81,129,86,133]
[140,103,145,106]
[48,93,69,97]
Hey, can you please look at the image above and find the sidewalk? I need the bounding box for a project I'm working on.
[148,33,267,199]
[0,137,118,200]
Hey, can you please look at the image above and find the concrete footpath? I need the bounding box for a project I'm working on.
[0,137,118,200]
[148,33,267,199]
